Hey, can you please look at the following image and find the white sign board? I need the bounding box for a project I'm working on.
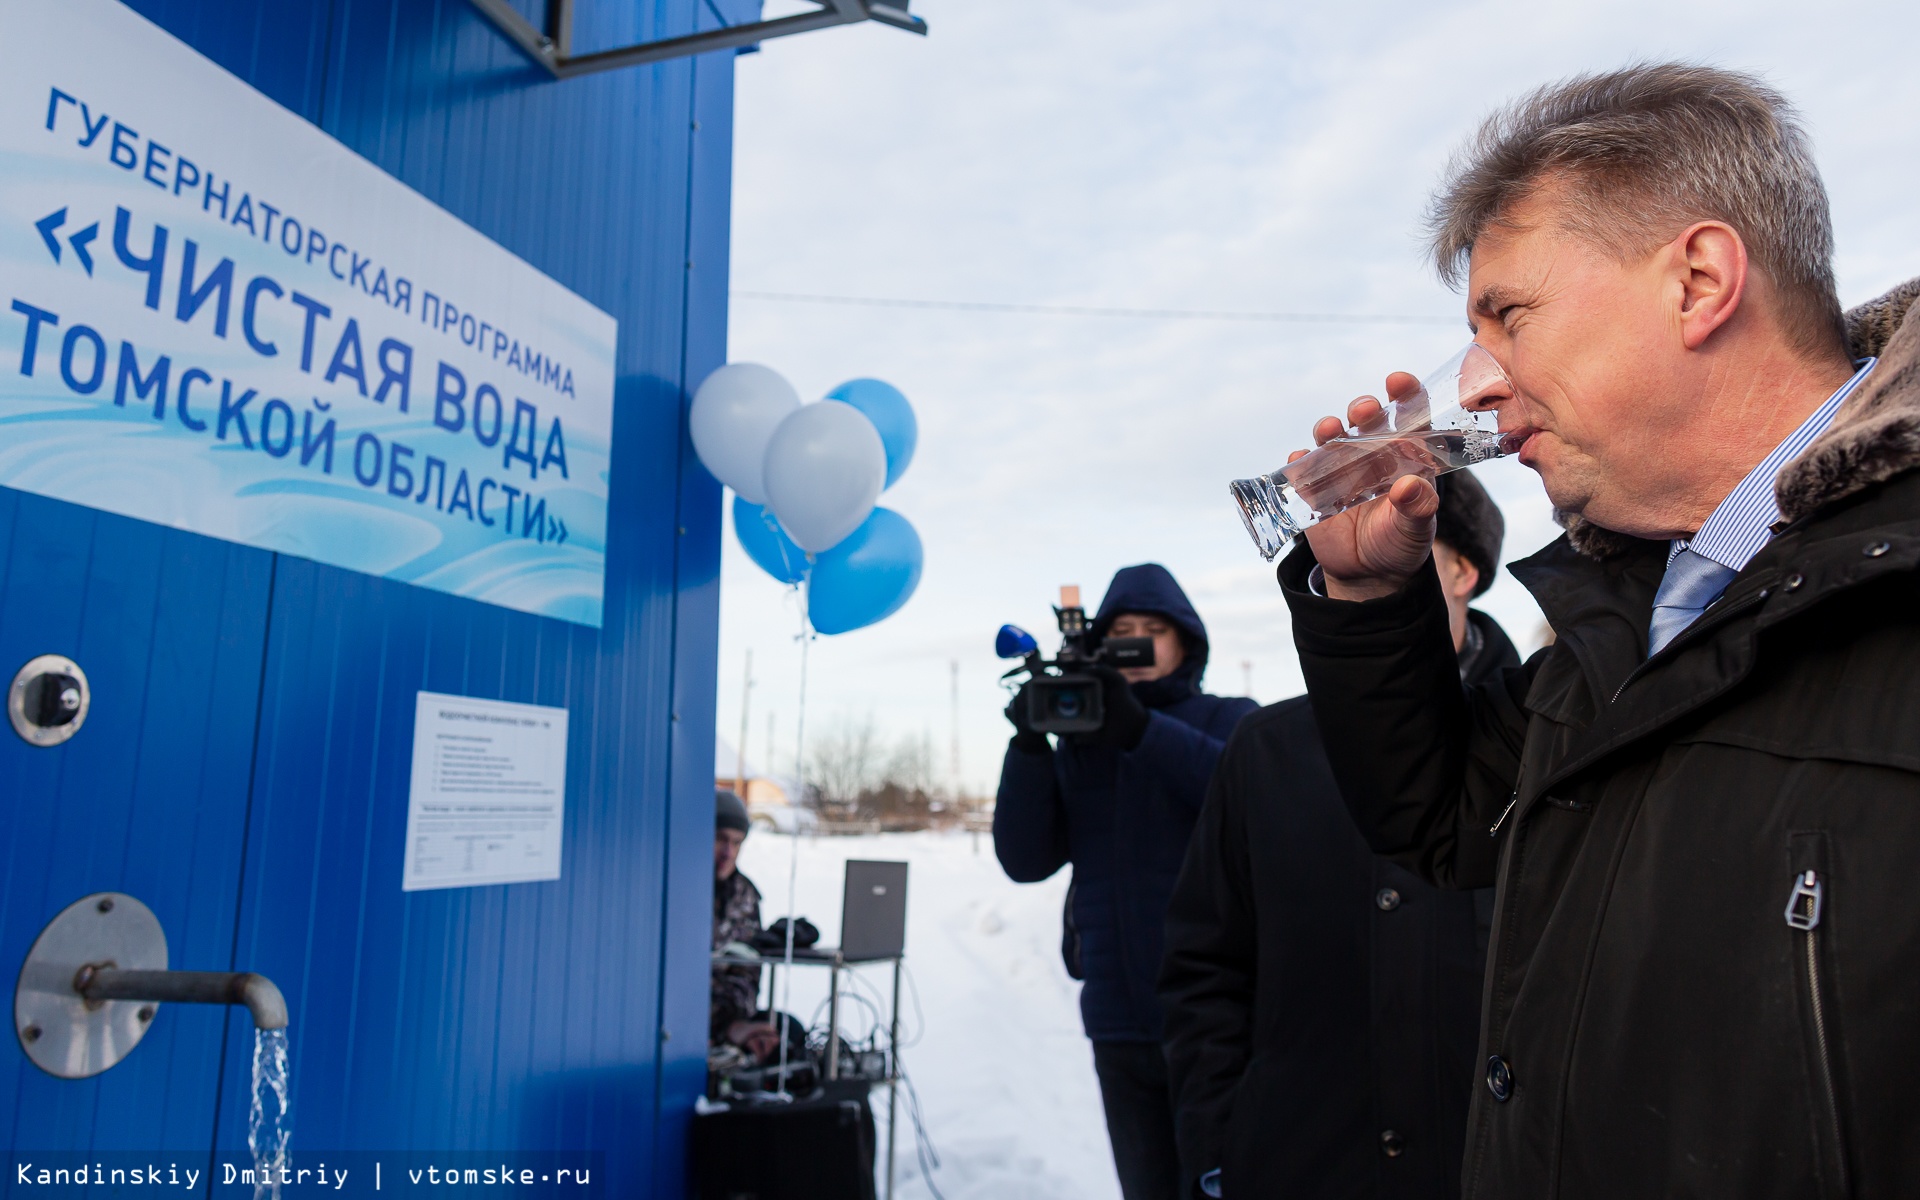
[403,691,569,891]
[0,0,618,625]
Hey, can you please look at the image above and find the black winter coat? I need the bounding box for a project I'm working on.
[1160,610,1518,1200]
[1280,280,1920,1200]
[996,564,1259,1042]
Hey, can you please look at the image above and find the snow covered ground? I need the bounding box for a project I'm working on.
[736,830,1122,1200]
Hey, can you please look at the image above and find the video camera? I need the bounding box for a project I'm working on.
[996,586,1156,735]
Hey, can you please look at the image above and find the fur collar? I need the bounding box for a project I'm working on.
[1777,277,1920,521]
[1560,276,1920,559]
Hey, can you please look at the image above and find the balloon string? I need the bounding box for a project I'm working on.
[775,576,812,1099]
[762,508,804,582]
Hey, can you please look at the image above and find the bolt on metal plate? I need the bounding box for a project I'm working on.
[14,893,167,1078]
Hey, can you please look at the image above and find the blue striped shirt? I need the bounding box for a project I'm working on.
[1670,358,1877,571]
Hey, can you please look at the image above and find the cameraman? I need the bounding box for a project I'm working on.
[1158,475,1517,1199]
[994,564,1257,1200]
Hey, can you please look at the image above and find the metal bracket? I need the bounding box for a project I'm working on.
[465,0,926,80]
[14,893,290,1080]
[15,894,167,1079]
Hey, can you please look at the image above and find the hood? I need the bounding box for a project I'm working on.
[1091,563,1210,700]
[1562,275,1920,560]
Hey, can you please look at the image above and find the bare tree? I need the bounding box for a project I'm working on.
[884,731,935,797]
[856,729,937,830]
[809,719,967,830]
[807,713,882,813]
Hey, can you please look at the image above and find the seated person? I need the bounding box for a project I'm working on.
[710,790,781,1065]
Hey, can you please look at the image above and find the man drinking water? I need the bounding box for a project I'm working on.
[1277,64,1920,1198]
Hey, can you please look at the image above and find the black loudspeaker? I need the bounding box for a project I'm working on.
[692,1085,876,1200]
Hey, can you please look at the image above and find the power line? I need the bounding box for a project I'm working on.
[731,289,1462,326]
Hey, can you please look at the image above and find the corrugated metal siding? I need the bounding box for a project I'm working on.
[0,492,273,1156]
[0,0,735,1192]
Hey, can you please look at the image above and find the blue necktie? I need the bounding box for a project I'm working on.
[1647,548,1739,657]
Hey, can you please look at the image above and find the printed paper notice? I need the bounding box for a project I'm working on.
[403,691,569,891]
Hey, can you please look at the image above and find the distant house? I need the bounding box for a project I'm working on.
[740,776,792,808]
[714,735,809,830]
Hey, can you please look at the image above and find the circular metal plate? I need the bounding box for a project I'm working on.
[14,893,167,1079]
[9,655,90,748]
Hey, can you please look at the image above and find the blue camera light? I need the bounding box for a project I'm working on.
[995,624,1038,659]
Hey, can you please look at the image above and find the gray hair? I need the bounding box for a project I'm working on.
[1427,64,1845,360]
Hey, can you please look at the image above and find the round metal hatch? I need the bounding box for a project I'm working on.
[9,655,90,747]
[14,893,168,1079]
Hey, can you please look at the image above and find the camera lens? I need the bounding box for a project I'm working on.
[1054,690,1083,719]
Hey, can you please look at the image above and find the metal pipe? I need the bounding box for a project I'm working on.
[465,0,925,82]
[554,10,850,77]
[78,967,288,1031]
[886,956,902,1200]
[825,960,841,1080]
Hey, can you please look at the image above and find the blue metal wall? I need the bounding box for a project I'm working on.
[0,0,736,1193]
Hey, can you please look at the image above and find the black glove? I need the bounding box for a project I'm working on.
[1088,664,1150,752]
[1004,681,1050,755]
[752,917,820,953]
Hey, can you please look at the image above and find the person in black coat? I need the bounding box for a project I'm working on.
[995,564,1258,1200]
[1278,66,1920,1198]
[1159,474,1517,1200]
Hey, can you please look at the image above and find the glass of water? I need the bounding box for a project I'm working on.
[1229,343,1519,560]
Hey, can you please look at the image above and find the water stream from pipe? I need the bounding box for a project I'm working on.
[247,1027,292,1200]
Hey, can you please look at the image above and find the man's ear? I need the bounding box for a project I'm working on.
[1450,557,1481,601]
[1672,221,1748,350]
[1434,543,1480,600]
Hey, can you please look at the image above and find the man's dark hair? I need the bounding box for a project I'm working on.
[1435,472,1504,598]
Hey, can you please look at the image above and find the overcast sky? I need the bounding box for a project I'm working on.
[715,0,1920,796]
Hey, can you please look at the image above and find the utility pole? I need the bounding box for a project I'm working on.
[733,649,753,800]
[948,659,961,808]
[1241,659,1253,700]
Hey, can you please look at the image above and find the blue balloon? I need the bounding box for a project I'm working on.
[825,378,917,490]
[733,495,808,584]
[808,508,923,635]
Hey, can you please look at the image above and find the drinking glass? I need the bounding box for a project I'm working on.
[1229,343,1519,560]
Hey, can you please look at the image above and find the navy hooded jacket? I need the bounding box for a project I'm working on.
[993,564,1258,1043]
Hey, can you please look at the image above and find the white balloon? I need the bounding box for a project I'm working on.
[689,363,801,505]
[762,401,887,553]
